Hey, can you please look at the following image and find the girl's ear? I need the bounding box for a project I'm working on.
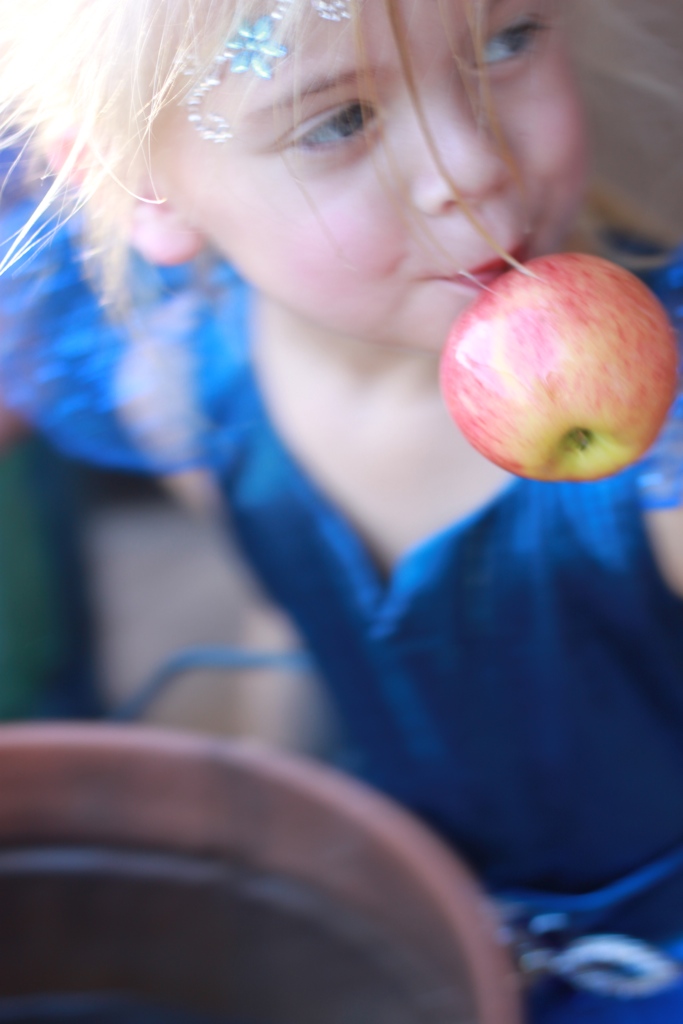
[129,196,206,266]
[47,131,204,265]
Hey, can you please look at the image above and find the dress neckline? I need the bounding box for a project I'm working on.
[232,279,524,620]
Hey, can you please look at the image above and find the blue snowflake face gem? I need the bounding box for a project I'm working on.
[226,17,288,79]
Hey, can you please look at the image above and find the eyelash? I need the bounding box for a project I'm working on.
[295,101,375,151]
[483,17,547,65]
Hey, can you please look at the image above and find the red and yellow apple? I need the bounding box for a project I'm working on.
[439,253,678,482]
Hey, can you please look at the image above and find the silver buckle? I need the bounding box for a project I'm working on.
[513,924,683,998]
[551,934,681,998]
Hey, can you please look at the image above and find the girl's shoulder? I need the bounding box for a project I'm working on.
[636,244,683,597]
[637,244,683,513]
[0,167,251,472]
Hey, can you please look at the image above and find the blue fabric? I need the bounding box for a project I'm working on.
[528,976,683,1023]
[3,166,683,1020]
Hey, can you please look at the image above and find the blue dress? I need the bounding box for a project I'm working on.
[2,162,683,1020]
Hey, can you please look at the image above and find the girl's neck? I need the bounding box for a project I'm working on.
[250,290,513,574]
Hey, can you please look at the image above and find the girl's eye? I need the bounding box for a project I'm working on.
[483,18,546,65]
[296,102,374,149]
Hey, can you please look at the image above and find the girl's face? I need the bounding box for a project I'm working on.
[153,0,586,353]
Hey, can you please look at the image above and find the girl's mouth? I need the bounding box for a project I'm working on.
[459,243,529,287]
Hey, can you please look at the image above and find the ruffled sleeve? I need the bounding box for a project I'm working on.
[637,248,683,510]
[0,157,246,474]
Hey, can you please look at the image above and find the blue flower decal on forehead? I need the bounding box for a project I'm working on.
[227,16,288,79]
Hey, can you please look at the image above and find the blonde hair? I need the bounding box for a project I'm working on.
[0,0,302,299]
[1,0,683,301]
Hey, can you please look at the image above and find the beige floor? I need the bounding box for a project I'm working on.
[84,485,337,755]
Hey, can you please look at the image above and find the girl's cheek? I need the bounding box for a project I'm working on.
[528,91,587,210]
[279,202,406,282]
[554,108,588,222]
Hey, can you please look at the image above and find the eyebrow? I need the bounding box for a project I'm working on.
[245,67,371,121]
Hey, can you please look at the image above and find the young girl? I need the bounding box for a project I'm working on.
[1,0,683,1019]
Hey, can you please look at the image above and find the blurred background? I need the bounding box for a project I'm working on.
[0,440,338,754]
[569,0,683,245]
[81,465,337,751]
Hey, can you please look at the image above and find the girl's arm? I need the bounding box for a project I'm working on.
[645,507,683,598]
[639,249,683,597]
[0,167,215,474]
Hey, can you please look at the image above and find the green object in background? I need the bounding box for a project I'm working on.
[0,440,64,718]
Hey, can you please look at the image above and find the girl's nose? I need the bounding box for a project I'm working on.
[407,103,511,217]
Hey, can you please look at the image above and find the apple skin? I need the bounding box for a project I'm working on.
[439,253,679,482]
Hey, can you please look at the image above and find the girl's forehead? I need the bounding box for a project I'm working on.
[289,0,488,46]
[231,0,488,96]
